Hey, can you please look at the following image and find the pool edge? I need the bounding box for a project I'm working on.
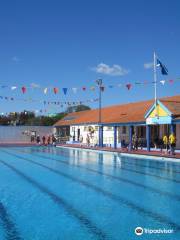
[56,146,180,163]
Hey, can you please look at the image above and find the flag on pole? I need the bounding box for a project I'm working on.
[157,59,168,75]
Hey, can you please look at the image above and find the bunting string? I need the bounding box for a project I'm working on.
[0,95,99,106]
[0,78,179,95]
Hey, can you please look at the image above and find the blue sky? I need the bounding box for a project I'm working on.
[0,0,179,115]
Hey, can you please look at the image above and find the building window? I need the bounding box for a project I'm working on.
[106,126,113,131]
[122,126,126,134]
[95,126,99,131]
[84,126,88,131]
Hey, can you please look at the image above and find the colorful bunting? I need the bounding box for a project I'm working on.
[0,77,178,99]
[0,95,99,106]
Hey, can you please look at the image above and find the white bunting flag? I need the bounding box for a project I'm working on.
[44,87,48,94]
[72,87,77,94]
[160,80,166,85]
[11,86,17,90]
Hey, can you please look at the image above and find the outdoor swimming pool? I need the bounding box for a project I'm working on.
[0,146,179,240]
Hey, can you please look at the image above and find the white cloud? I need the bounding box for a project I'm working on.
[12,56,20,63]
[92,63,129,76]
[144,62,153,69]
[30,83,40,88]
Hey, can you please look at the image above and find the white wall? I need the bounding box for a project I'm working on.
[70,125,129,146]
[70,125,99,145]
[0,126,53,143]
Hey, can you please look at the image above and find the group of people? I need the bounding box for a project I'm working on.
[131,132,176,155]
[162,133,176,155]
[31,134,57,146]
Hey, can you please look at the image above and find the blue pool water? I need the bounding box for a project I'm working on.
[0,146,180,240]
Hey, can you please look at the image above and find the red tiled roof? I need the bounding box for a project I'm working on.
[54,95,180,126]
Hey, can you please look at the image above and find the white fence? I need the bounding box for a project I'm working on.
[0,126,53,143]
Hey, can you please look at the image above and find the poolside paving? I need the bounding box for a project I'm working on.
[0,142,179,160]
[57,143,180,160]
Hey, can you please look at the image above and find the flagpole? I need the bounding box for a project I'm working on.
[154,51,157,105]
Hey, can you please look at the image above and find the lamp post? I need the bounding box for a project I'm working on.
[96,79,103,147]
[96,79,103,124]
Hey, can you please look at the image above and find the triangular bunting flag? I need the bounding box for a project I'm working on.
[72,88,77,94]
[126,84,132,90]
[90,86,95,91]
[53,87,59,94]
[62,88,68,95]
[22,86,26,94]
[11,86,17,90]
[160,80,165,85]
[44,88,48,94]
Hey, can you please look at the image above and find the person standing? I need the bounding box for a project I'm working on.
[169,133,176,155]
[52,135,57,146]
[42,136,46,145]
[36,135,41,145]
[86,134,90,146]
[30,134,34,143]
[132,133,138,151]
[47,135,51,145]
[163,134,168,153]
[79,135,83,147]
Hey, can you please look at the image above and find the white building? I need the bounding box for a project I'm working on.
[54,95,180,150]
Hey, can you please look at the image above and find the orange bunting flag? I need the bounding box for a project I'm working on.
[53,87,59,94]
[126,84,132,90]
[22,86,26,94]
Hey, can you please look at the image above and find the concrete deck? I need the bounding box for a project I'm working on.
[57,143,180,160]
